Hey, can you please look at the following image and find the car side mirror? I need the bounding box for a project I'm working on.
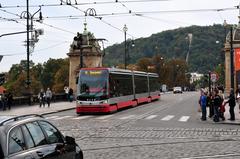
[65,136,75,145]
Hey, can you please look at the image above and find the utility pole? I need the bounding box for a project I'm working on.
[123,24,128,69]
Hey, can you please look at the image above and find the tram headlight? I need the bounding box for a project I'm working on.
[102,100,108,104]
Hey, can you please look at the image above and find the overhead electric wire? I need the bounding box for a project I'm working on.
[39,22,76,35]
[0,42,68,56]
[135,14,192,26]
[0,16,19,23]
[0,0,171,9]
[4,6,235,21]
[60,0,138,38]
[0,7,77,36]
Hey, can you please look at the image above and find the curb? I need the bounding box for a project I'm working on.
[41,107,76,116]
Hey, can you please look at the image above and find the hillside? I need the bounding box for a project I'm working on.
[103,24,225,73]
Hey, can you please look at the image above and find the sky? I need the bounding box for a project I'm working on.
[0,0,239,72]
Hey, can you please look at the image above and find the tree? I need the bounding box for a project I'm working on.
[137,57,152,72]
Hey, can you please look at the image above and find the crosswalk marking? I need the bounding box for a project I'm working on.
[72,116,92,120]
[178,116,190,122]
[96,115,114,120]
[161,115,175,121]
[53,116,72,120]
[145,115,158,120]
[119,115,135,120]
[45,114,191,122]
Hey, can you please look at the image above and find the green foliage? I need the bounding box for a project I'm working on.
[5,58,69,96]
[104,24,225,73]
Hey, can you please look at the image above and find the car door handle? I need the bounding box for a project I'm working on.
[36,151,44,157]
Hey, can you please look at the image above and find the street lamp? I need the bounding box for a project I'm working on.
[123,24,128,69]
[20,2,43,105]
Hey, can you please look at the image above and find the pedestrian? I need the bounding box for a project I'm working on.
[0,93,5,111]
[64,86,69,101]
[68,88,73,102]
[0,92,7,111]
[236,85,240,113]
[200,91,207,121]
[225,89,236,121]
[45,88,52,107]
[218,90,225,121]
[207,92,214,118]
[38,89,45,107]
[213,89,222,122]
[6,92,13,110]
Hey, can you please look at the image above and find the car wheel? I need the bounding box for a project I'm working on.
[75,150,83,159]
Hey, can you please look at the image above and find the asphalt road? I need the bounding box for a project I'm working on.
[45,92,240,159]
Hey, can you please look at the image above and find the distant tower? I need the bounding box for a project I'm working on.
[67,22,103,93]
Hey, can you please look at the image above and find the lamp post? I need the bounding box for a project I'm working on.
[123,24,128,69]
[20,2,43,105]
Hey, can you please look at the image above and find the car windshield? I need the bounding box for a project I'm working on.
[77,70,108,100]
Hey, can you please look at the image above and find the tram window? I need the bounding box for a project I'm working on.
[135,75,148,94]
[149,77,159,92]
[110,73,133,97]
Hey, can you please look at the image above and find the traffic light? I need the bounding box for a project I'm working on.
[0,73,5,86]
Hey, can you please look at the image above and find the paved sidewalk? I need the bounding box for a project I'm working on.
[218,104,240,125]
[0,101,76,116]
[201,104,240,125]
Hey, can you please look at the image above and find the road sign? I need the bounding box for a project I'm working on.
[210,72,218,82]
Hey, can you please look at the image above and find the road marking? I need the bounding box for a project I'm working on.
[72,116,92,120]
[119,115,135,120]
[96,115,114,120]
[178,116,190,122]
[45,116,59,119]
[53,116,72,120]
[145,115,158,120]
[161,115,174,121]
[181,153,240,159]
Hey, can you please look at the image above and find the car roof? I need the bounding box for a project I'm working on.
[0,114,44,127]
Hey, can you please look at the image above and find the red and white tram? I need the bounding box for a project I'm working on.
[76,67,160,114]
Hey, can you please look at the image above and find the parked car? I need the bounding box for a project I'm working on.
[0,114,83,159]
[173,87,183,94]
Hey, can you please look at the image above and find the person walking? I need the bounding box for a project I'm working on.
[6,92,13,110]
[0,93,6,111]
[225,89,236,121]
[45,88,52,107]
[38,89,45,107]
[213,89,222,122]
[200,91,207,121]
[64,86,69,101]
[68,88,73,102]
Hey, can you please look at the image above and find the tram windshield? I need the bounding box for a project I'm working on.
[77,69,108,101]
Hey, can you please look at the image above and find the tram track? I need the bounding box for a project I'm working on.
[80,137,239,151]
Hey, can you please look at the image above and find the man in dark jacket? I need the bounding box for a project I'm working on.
[213,89,222,122]
[225,89,236,121]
